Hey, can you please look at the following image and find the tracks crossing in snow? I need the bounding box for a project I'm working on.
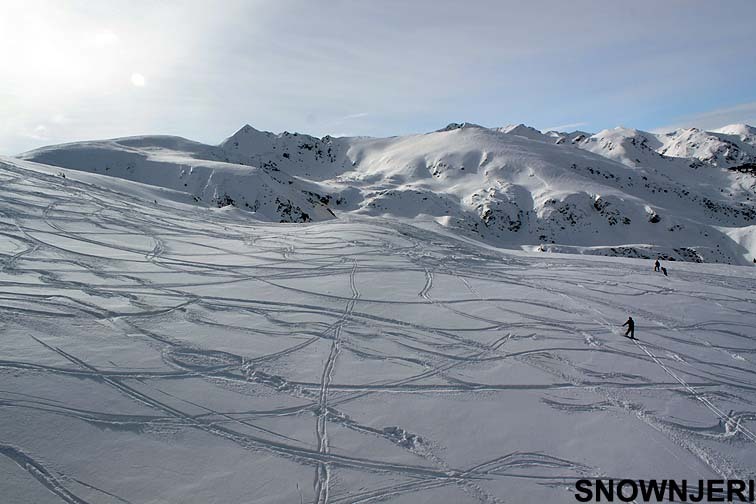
[2,160,756,502]
[315,259,360,504]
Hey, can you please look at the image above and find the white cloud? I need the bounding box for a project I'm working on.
[341,112,369,120]
[542,121,588,132]
[652,102,756,133]
[1,1,755,154]
[51,114,70,124]
[20,124,50,141]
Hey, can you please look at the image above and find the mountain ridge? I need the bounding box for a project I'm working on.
[17,122,756,265]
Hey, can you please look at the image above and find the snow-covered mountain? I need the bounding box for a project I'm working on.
[658,124,756,169]
[20,135,336,223]
[18,122,756,265]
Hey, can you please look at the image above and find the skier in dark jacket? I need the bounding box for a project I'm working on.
[623,316,635,339]
[661,267,667,277]
[654,259,661,272]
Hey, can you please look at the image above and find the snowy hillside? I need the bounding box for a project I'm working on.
[658,125,756,169]
[21,136,336,223]
[571,124,756,171]
[1,156,755,503]
[19,122,756,265]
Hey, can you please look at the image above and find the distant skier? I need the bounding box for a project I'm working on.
[661,266,668,277]
[622,316,635,339]
[654,259,661,272]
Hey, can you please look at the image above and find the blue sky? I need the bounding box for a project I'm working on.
[2,0,756,154]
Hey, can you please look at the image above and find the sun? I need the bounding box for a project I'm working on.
[130,73,146,87]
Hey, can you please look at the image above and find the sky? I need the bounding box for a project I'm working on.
[2,0,756,154]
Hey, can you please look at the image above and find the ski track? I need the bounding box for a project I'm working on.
[0,443,93,504]
[1,159,755,502]
[314,260,359,503]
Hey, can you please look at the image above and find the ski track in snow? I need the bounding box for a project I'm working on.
[1,159,755,503]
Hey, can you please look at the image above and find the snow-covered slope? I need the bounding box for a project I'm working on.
[494,123,551,142]
[1,157,755,503]
[573,124,756,171]
[20,136,336,223]
[577,127,665,167]
[658,125,756,169]
[18,122,756,265]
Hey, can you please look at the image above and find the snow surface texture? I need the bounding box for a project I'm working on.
[1,157,755,503]
[18,122,756,265]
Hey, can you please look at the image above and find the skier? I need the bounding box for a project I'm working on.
[654,259,661,272]
[622,316,635,339]
[661,266,668,277]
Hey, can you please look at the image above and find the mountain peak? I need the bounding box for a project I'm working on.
[712,123,756,138]
[498,123,541,134]
[495,123,549,142]
[437,122,485,132]
[232,124,265,136]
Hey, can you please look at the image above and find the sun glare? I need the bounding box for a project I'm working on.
[92,29,118,47]
[130,73,146,87]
